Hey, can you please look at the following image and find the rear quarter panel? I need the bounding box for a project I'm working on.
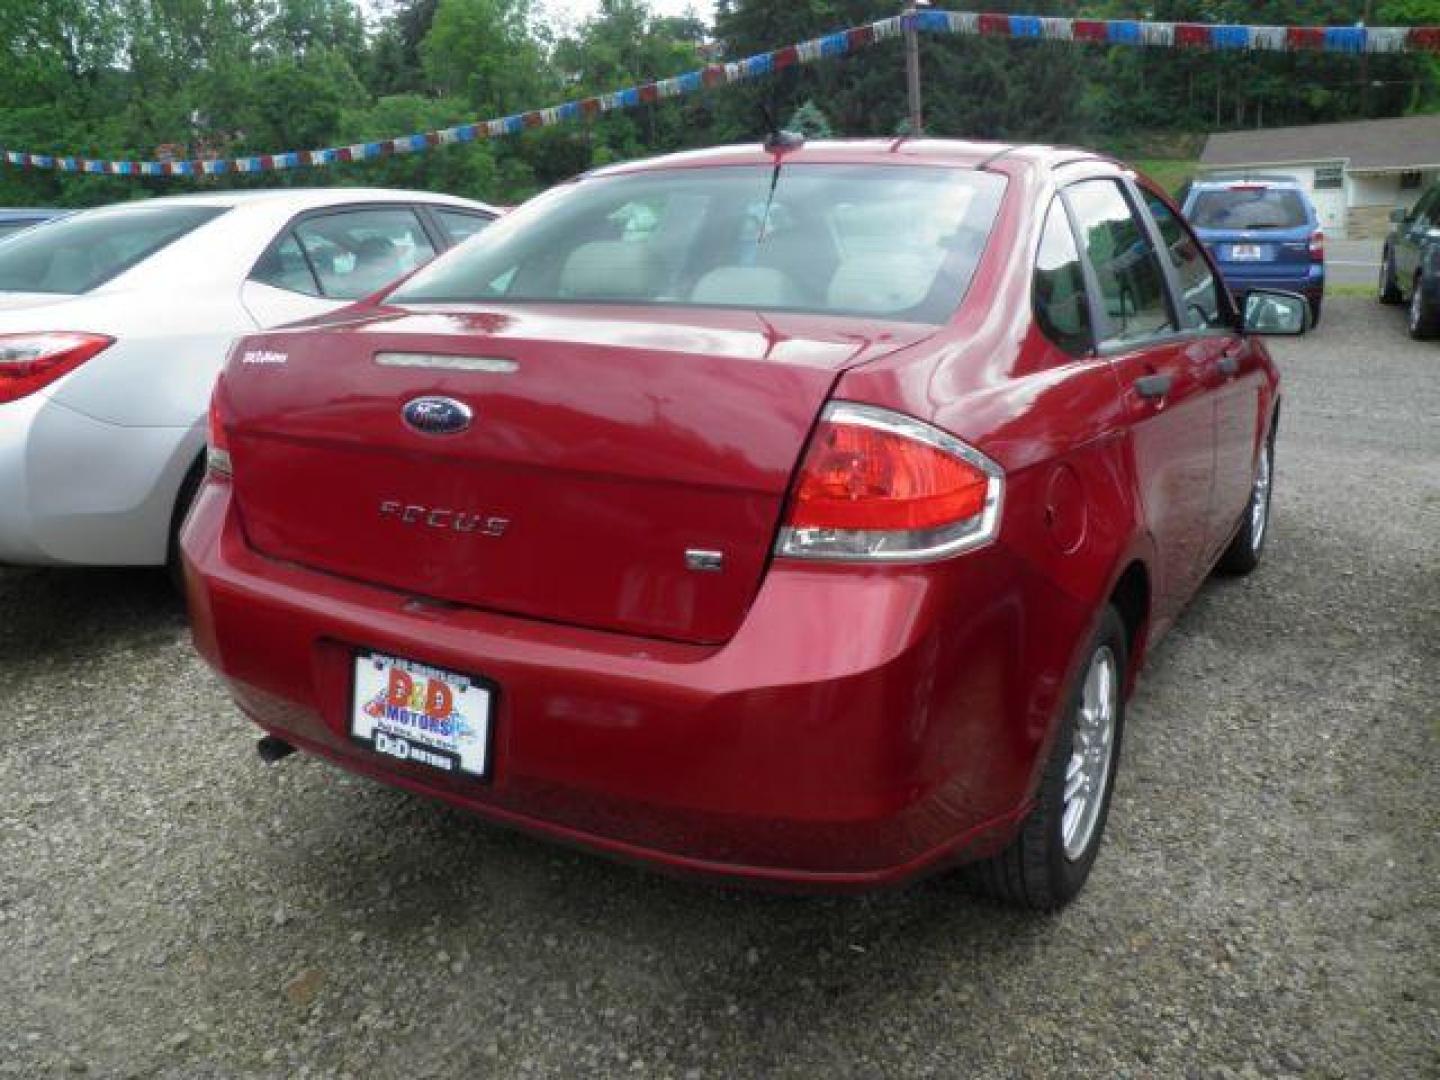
[834,157,1156,798]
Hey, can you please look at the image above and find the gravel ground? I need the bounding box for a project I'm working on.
[2,295,1437,1079]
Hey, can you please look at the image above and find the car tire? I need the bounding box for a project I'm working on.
[1217,434,1274,576]
[1408,274,1440,340]
[1378,250,1403,305]
[166,456,206,593]
[1308,296,1323,328]
[966,606,1127,911]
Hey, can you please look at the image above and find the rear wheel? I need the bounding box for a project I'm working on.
[1217,435,1273,576]
[1408,274,1440,339]
[1378,250,1403,305]
[1308,295,1323,328]
[166,456,206,593]
[967,606,1127,911]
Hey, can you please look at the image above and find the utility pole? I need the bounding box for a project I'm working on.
[904,1,924,135]
[1359,0,1374,114]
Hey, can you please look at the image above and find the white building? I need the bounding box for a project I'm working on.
[1198,114,1440,239]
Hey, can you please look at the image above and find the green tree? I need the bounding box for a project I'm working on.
[787,99,833,138]
[421,0,547,113]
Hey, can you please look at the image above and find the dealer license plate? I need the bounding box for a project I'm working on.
[1230,243,1263,261]
[351,653,492,779]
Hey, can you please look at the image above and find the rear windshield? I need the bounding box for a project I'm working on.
[1188,188,1309,231]
[391,165,1007,324]
[0,204,227,294]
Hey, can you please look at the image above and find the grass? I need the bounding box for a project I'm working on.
[1130,158,1198,197]
[1326,283,1374,298]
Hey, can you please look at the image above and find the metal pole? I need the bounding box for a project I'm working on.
[904,2,923,135]
[1360,0,1373,113]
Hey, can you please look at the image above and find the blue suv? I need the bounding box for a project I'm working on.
[1183,176,1325,326]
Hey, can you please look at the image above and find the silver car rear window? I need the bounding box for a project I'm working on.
[0,205,228,295]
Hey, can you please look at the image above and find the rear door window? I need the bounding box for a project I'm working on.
[1144,191,1224,331]
[1189,187,1309,230]
[1065,179,1176,347]
[1032,198,1092,355]
[290,207,438,299]
[250,233,320,295]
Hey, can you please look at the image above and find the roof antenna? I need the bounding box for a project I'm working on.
[754,105,799,246]
[758,102,803,154]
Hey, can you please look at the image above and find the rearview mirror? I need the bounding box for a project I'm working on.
[1242,289,1310,336]
[1390,207,1408,224]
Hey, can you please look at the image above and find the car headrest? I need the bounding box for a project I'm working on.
[826,251,945,316]
[356,236,396,264]
[690,266,804,309]
[560,241,657,300]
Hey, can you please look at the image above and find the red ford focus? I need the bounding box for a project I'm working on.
[183,139,1304,908]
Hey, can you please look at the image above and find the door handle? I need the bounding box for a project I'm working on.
[1135,373,1173,400]
[1216,354,1240,377]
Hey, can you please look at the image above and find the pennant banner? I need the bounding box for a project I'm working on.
[4,11,1438,178]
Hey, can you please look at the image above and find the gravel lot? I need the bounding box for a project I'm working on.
[2,295,1436,1079]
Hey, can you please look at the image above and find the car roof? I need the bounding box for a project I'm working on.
[1192,174,1305,187]
[72,188,499,215]
[586,138,1117,178]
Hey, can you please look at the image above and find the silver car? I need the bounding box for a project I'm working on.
[0,188,498,572]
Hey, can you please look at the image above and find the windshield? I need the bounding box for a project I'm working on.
[391,165,1007,324]
[0,204,227,295]
[1189,188,1309,231]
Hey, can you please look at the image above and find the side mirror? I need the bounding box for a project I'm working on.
[1390,207,1408,224]
[1242,289,1310,336]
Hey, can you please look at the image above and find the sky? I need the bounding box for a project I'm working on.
[539,0,717,30]
[361,1,718,34]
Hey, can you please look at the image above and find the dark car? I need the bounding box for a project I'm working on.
[1183,176,1325,325]
[0,207,69,241]
[1378,180,1440,338]
[184,139,1308,909]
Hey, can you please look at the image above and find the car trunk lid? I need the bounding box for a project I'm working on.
[220,303,934,643]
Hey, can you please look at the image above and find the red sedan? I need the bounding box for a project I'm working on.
[183,139,1306,908]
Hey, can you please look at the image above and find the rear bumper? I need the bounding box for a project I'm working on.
[1219,265,1324,303]
[182,478,1092,889]
[0,392,197,566]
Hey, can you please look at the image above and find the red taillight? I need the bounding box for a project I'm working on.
[1309,229,1325,262]
[207,386,232,477]
[0,332,113,404]
[778,403,1003,561]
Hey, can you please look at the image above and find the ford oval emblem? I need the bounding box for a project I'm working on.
[402,396,473,435]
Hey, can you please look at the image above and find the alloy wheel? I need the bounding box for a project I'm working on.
[1251,441,1272,552]
[1062,645,1118,861]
